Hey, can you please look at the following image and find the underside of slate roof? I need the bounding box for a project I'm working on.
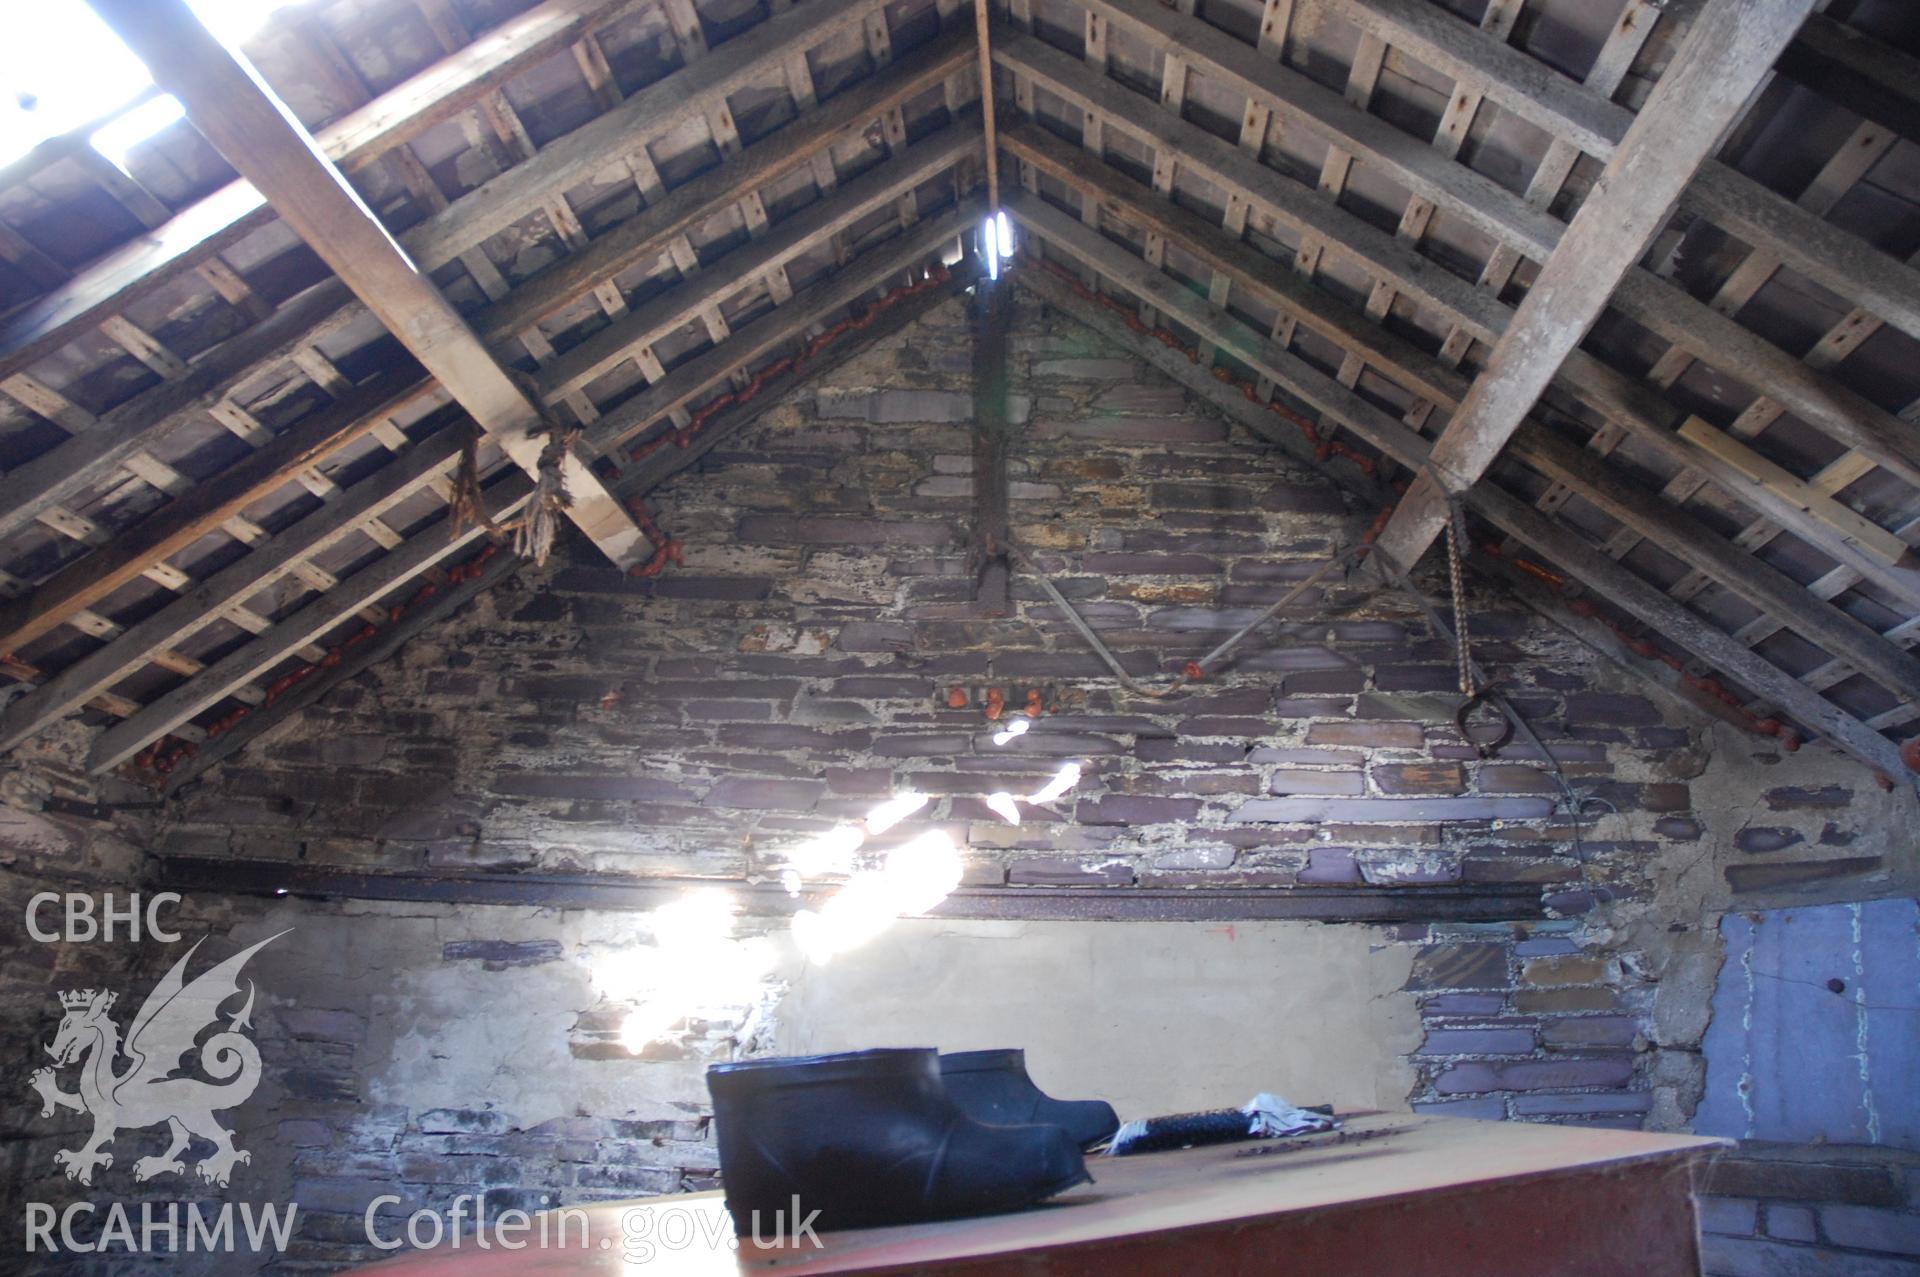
[0,0,1916,789]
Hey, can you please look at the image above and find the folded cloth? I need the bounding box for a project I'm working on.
[1106,1093,1337,1156]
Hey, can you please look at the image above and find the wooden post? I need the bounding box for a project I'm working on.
[972,276,1014,615]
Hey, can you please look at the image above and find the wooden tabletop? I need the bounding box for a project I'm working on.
[355,1114,1726,1275]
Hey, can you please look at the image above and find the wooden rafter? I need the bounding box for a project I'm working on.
[1,0,1913,798]
[0,428,467,756]
[1369,0,1819,569]
[1313,0,1920,596]
[1055,0,1920,501]
[393,0,901,275]
[529,127,980,406]
[0,364,438,661]
[0,21,975,673]
[57,198,975,776]
[591,200,982,465]
[1332,0,1920,344]
[473,27,975,344]
[0,284,353,548]
[1774,13,1920,143]
[87,471,535,773]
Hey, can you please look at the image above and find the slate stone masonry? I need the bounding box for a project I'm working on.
[5,292,1907,1271]
[158,295,1908,1148]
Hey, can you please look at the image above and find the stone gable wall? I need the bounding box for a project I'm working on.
[3,291,1910,1271]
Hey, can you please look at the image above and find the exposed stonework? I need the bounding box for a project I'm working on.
[3,293,1913,1273]
[1,733,172,1266]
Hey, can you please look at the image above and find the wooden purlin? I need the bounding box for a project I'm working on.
[154,546,524,792]
[4,143,978,770]
[89,474,534,775]
[5,0,1915,790]
[614,255,981,501]
[1368,0,1820,569]
[81,218,946,775]
[0,283,355,548]
[582,201,981,464]
[0,365,438,662]
[1256,0,1920,627]
[392,0,904,276]
[0,427,470,757]
[1331,0,1920,343]
[529,126,981,406]
[1060,0,1920,497]
[3,0,936,595]
[472,26,976,345]
[999,0,1920,740]
[1773,13,1920,144]
[72,223,976,779]
[0,0,983,771]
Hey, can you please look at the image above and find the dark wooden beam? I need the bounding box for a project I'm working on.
[394,0,901,274]
[617,258,982,499]
[0,426,470,755]
[0,75,976,681]
[585,200,981,460]
[1047,1,1920,496]
[971,278,1014,614]
[1506,428,1920,702]
[0,282,353,548]
[154,856,1547,921]
[473,25,976,345]
[992,32,1920,616]
[1370,0,1817,570]
[530,125,978,405]
[0,365,436,661]
[1331,0,1920,344]
[89,0,646,567]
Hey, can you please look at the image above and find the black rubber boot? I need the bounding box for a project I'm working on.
[939,1049,1120,1150]
[707,1048,1090,1234]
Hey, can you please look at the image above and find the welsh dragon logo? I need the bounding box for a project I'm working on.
[29,932,284,1188]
